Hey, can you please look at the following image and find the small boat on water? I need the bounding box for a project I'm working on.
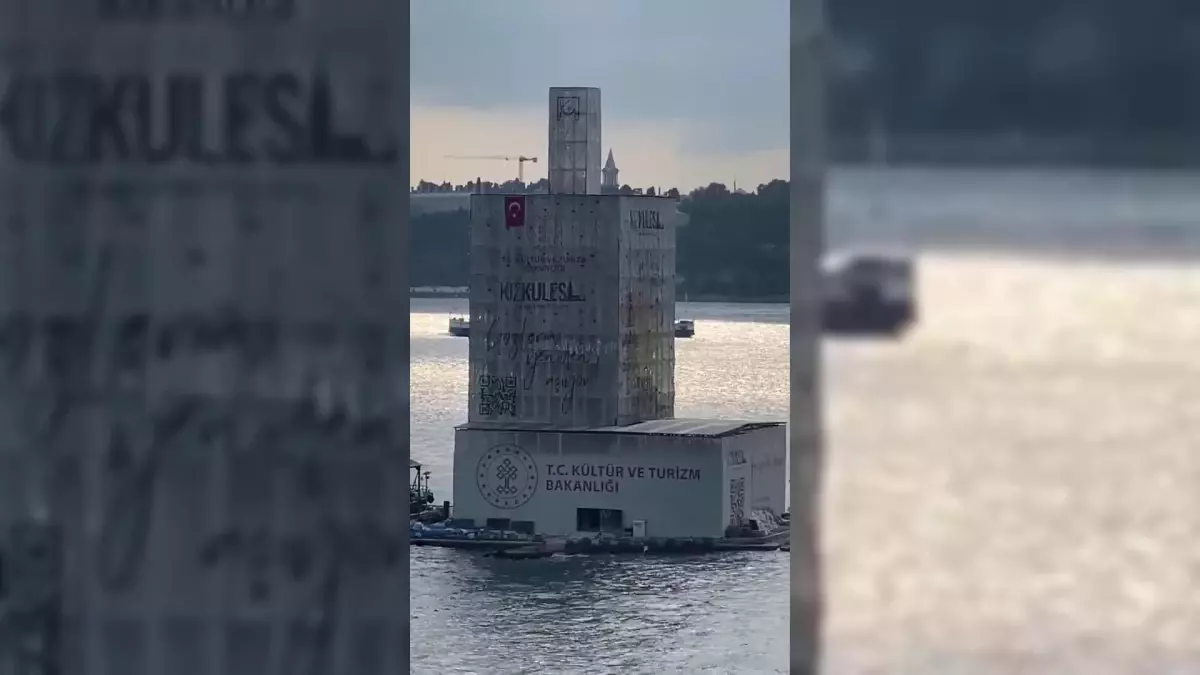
[822,250,916,337]
[449,315,697,338]
[448,315,469,337]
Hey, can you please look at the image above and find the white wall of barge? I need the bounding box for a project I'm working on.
[0,3,409,674]
[726,424,788,523]
[451,420,786,539]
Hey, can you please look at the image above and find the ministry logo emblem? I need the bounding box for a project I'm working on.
[476,444,539,509]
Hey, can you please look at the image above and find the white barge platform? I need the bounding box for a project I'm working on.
[410,518,789,556]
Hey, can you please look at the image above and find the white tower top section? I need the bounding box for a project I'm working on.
[547,87,602,195]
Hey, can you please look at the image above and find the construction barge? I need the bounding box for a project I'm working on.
[410,512,790,558]
[411,455,791,559]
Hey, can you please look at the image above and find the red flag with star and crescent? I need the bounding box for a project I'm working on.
[505,195,526,228]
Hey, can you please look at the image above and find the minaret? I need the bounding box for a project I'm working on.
[602,149,619,190]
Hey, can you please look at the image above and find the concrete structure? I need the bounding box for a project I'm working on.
[452,420,786,538]
[0,3,409,674]
[466,193,677,427]
[602,149,619,190]
[547,87,602,195]
[451,87,785,540]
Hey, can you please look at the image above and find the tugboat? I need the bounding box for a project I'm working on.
[720,509,790,550]
[447,315,469,337]
[822,250,916,336]
[410,459,436,516]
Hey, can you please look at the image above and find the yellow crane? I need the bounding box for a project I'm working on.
[445,154,539,183]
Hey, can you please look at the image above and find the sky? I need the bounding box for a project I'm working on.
[411,0,789,192]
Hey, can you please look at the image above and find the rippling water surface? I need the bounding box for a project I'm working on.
[410,300,790,674]
[411,168,1200,674]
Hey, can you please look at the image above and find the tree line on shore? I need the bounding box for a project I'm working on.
[412,177,681,197]
[411,179,788,301]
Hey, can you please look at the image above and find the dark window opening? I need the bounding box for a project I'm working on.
[485,518,511,530]
[510,520,536,535]
[576,508,623,533]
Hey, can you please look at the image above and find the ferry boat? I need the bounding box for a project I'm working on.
[448,315,469,337]
[821,250,915,336]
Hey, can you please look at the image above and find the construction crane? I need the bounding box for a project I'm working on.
[445,154,539,183]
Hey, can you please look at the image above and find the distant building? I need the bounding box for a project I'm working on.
[602,149,619,190]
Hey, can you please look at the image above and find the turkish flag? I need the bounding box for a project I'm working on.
[505,196,526,228]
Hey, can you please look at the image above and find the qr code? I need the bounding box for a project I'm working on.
[728,477,746,525]
[478,374,517,417]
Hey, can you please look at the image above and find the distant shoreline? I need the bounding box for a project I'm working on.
[410,292,788,304]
